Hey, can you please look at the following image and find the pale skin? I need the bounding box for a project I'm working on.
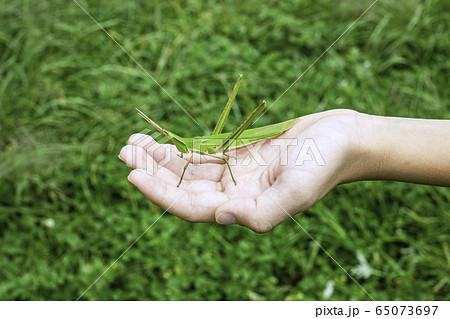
[119,109,450,233]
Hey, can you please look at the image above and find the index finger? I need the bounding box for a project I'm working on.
[128,169,229,223]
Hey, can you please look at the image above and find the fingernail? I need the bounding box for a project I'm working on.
[118,154,122,160]
[217,213,237,225]
[128,169,145,183]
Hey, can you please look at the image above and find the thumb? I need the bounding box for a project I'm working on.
[215,198,274,233]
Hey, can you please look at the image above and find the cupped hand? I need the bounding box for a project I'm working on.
[119,109,362,233]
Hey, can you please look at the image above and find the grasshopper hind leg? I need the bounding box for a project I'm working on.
[206,154,237,185]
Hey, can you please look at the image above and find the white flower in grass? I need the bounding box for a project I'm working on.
[351,252,372,279]
[44,218,55,228]
[340,79,349,87]
[323,280,334,299]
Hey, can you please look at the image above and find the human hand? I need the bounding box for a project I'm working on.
[119,109,363,233]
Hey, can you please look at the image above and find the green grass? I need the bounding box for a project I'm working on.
[0,0,449,300]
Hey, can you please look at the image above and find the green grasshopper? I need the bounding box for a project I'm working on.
[136,75,297,187]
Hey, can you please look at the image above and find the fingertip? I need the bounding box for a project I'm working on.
[128,133,156,146]
[120,145,145,169]
[128,168,148,184]
[216,212,237,225]
[119,145,131,162]
[128,133,139,144]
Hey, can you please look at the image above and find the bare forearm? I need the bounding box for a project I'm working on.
[349,113,450,186]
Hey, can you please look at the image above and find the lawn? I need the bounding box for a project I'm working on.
[0,0,449,300]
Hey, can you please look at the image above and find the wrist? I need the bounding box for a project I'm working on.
[306,109,371,185]
[332,110,383,184]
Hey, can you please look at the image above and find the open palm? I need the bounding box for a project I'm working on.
[119,109,360,232]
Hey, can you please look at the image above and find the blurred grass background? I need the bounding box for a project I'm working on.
[0,0,449,300]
